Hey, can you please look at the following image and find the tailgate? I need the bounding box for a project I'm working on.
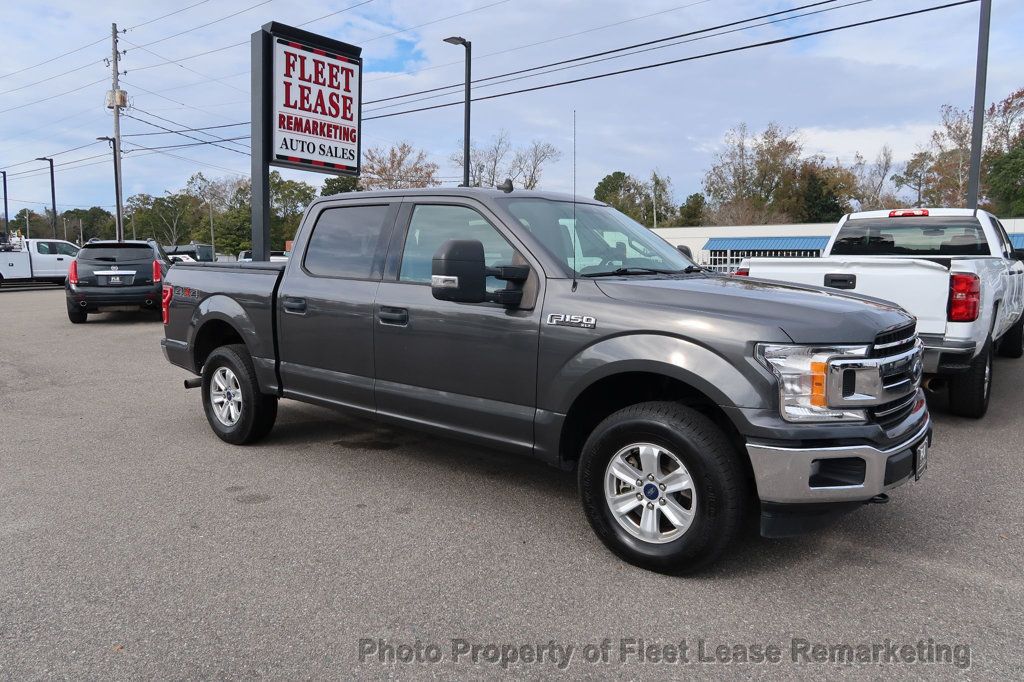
[746,257,950,335]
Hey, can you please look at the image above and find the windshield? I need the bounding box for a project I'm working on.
[831,217,991,256]
[79,243,154,262]
[498,198,695,276]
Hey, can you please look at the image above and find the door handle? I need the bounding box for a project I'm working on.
[824,273,856,289]
[282,297,307,314]
[378,306,408,325]
[57,257,64,261]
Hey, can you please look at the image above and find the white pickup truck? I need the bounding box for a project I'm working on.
[0,237,81,286]
[739,208,1024,418]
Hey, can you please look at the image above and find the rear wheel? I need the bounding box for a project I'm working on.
[948,339,992,419]
[578,401,747,574]
[997,314,1024,359]
[67,301,87,324]
[201,344,278,444]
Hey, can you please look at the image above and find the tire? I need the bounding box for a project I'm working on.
[201,343,278,444]
[997,314,1024,359]
[578,401,748,574]
[67,301,87,324]
[948,339,992,419]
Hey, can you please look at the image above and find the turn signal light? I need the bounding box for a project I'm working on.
[152,259,162,283]
[948,273,980,322]
[68,260,79,286]
[889,209,929,217]
[161,284,173,325]
[810,361,827,407]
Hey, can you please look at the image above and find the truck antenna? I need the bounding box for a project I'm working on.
[571,109,578,292]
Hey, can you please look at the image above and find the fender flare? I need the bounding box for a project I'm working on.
[546,333,767,414]
[188,295,257,363]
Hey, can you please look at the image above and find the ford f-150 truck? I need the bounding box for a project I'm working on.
[161,189,931,573]
[738,208,1024,419]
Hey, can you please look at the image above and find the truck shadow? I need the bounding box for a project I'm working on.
[80,311,163,325]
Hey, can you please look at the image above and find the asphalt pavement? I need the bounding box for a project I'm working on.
[1,288,1021,678]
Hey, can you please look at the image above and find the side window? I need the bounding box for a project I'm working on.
[993,219,1014,258]
[303,204,393,279]
[36,242,53,255]
[399,205,515,292]
[56,242,79,257]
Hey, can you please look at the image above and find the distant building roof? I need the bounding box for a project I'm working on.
[1012,234,1024,248]
[704,236,831,251]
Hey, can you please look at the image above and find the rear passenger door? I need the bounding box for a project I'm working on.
[993,218,1024,324]
[372,199,543,455]
[277,200,399,414]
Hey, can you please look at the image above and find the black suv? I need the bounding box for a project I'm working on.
[66,240,172,323]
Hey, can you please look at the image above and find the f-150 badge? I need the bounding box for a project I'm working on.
[547,313,596,329]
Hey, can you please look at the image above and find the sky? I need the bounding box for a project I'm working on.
[1,0,1022,220]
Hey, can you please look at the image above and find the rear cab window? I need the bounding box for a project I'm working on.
[831,217,991,257]
[302,204,394,279]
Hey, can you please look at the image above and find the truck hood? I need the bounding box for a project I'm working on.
[594,275,914,344]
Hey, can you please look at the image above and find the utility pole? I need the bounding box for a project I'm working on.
[35,157,56,237]
[24,212,30,239]
[207,199,216,260]
[62,217,67,241]
[1,170,8,236]
[130,213,136,240]
[108,23,126,240]
[78,218,83,245]
[652,173,658,229]
[967,0,992,210]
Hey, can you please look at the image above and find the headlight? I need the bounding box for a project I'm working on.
[757,344,869,423]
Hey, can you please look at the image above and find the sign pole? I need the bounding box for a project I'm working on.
[967,0,991,210]
[251,27,272,262]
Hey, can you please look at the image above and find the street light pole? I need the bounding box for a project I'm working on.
[35,157,56,237]
[967,0,992,210]
[444,36,472,187]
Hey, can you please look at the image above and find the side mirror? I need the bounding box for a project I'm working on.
[1012,249,1024,262]
[676,244,693,258]
[431,239,528,307]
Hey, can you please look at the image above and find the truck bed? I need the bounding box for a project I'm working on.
[744,257,952,335]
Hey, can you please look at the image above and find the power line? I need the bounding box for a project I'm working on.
[120,141,250,176]
[364,0,717,87]
[124,110,251,156]
[298,0,377,27]
[0,37,106,81]
[122,136,250,152]
[362,0,979,122]
[362,0,512,44]
[3,141,106,170]
[129,0,274,51]
[0,58,105,97]
[120,79,249,126]
[0,77,107,115]
[130,106,252,149]
[121,38,249,95]
[122,121,250,137]
[364,0,853,109]
[126,0,214,30]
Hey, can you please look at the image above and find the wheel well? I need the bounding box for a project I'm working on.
[559,372,748,471]
[193,319,244,371]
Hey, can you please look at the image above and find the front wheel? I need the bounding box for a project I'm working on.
[948,339,992,418]
[578,402,748,574]
[201,344,278,444]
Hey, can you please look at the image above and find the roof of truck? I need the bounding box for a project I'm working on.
[847,208,991,220]
[316,187,605,205]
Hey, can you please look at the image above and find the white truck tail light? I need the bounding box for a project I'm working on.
[889,209,929,217]
[948,273,980,322]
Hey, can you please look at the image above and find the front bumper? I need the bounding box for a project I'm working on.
[747,418,931,505]
[920,333,976,374]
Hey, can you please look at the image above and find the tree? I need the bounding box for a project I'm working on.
[594,171,647,223]
[363,142,440,190]
[151,191,196,246]
[11,208,51,239]
[851,145,899,210]
[646,171,677,227]
[62,206,116,242]
[510,140,561,190]
[987,140,1024,216]
[703,122,802,224]
[677,193,707,226]
[269,171,317,247]
[892,151,937,208]
[320,175,361,195]
[928,104,973,206]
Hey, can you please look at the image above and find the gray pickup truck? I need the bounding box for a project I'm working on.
[161,188,931,573]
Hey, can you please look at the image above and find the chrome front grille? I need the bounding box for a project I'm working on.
[871,324,918,357]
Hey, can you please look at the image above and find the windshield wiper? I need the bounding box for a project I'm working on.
[581,266,682,277]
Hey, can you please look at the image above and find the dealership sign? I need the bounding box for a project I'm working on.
[259,22,363,176]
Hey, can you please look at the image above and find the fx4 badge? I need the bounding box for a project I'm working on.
[547,313,597,329]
